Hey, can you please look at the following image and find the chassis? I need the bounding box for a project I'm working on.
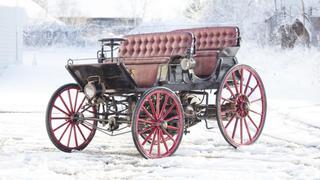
[46,27,267,159]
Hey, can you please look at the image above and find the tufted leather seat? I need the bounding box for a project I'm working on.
[118,31,193,87]
[174,27,240,77]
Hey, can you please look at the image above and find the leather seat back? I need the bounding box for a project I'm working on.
[118,31,193,87]
[174,27,240,77]
[119,31,193,58]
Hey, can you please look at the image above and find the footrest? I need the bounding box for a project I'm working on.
[66,63,137,90]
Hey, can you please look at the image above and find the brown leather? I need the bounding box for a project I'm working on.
[174,26,239,50]
[123,57,169,65]
[118,32,193,87]
[194,51,218,77]
[119,31,193,58]
[174,27,239,77]
[125,64,159,87]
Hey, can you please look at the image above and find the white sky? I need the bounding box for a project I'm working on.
[48,0,190,21]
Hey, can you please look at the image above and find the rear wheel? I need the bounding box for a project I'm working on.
[132,87,184,159]
[216,65,267,147]
[46,83,97,152]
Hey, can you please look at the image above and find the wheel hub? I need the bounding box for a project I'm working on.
[235,94,250,118]
[70,113,84,123]
[160,121,168,129]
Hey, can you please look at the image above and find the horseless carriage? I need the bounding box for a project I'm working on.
[46,26,267,159]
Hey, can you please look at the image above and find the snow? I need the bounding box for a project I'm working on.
[0,45,320,179]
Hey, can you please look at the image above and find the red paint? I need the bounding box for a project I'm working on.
[132,87,184,159]
[216,65,267,147]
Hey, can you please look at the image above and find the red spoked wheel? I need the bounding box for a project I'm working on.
[46,83,97,152]
[132,87,184,159]
[216,64,267,148]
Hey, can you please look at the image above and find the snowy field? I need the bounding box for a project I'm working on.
[0,45,320,179]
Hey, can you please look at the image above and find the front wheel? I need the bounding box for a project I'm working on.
[46,83,97,152]
[216,65,267,148]
[132,87,184,159]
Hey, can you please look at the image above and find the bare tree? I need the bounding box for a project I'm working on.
[184,0,205,20]
[54,0,84,24]
[130,0,150,26]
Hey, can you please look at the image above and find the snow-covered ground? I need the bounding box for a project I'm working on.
[0,45,320,179]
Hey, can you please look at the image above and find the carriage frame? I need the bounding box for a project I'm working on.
[46,26,267,159]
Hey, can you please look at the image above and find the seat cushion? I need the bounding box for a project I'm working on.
[117,31,193,88]
[194,50,218,77]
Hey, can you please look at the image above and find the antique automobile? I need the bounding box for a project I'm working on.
[45,27,267,159]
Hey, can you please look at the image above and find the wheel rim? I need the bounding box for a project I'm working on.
[133,88,184,159]
[217,65,266,147]
[47,85,97,151]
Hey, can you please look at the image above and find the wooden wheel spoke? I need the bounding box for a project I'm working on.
[240,69,243,93]
[80,105,92,114]
[161,103,176,120]
[247,114,259,130]
[221,97,235,104]
[51,117,69,120]
[231,72,239,94]
[53,121,69,132]
[243,117,252,141]
[159,129,169,152]
[59,95,72,114]
[250,98,262,103]
[149,129,158,154]
[240,118,243,144]
[141,106,155,120]
[156,92,160,117]
[225,114,236,129]
[247,84,258,97]
[76,96,86,113]
[76,124,86,141]
[162,129,175,142]
[138,118,155,124]
[225,83,235,98]
[232,118,239,139]
[159,95,169,118]
[157,128,161,156]
[74,90,79,113]
[68,90,74,114]
[164,115,179,122]
[142,128,155,146]
[249,109,262,116]
[166,125,178,131]
[58,123,71,141]
[67,124,73,147]
[81,123,93,131]
[138,127,153,135]
[73,124,78,147]
[147,97,156,119]
[244,72,252,95]
[53,105,70,116]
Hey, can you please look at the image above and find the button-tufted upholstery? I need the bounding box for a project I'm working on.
[119,31,193,58]
[118,32,193,87]
[174,27,240,77]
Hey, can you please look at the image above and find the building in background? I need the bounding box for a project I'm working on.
[0,6,26,70]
